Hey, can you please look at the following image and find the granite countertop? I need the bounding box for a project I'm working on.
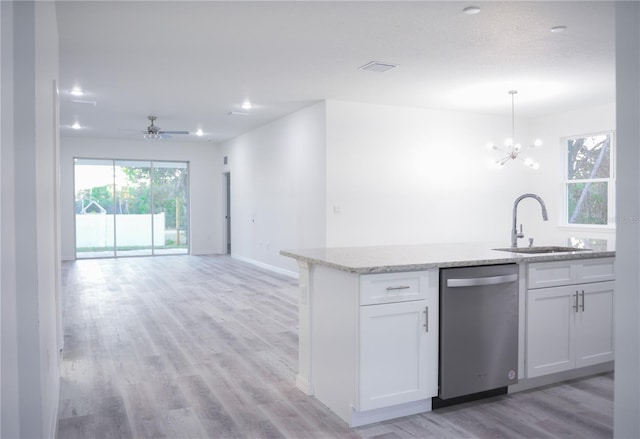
[280,238,615,274]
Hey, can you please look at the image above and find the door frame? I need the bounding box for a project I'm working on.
[222,171,231,254]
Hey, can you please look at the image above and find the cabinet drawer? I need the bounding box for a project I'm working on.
[528,261,574,289]
[579,258,615,283]
[360,271,431,305]
[528,258,614,289]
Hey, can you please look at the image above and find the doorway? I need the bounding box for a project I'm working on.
[223,172,231,254]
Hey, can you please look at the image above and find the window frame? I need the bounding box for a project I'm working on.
[562,131,616,229]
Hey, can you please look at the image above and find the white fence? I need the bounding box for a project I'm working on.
[76,213,166,247]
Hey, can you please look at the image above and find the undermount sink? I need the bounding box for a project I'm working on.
[494,246,593,254]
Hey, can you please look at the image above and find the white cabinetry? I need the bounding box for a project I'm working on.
[358,271,438,411]
[309,266,438,427]
[526,258,614,378]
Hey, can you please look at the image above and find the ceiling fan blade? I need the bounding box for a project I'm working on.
[159,130,189,135]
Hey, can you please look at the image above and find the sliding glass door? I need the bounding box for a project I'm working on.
[74,158,189,258]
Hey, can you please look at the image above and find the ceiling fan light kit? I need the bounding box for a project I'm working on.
[143,115,190,140]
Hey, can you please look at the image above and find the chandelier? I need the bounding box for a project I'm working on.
[488,90,541,169]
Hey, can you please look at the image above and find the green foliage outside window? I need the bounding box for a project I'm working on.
[566,134,613,225]
[76,164,188,230]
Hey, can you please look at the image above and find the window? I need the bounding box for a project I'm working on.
[564,132,615,226]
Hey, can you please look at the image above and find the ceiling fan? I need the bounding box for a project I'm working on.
[143,115,189,140]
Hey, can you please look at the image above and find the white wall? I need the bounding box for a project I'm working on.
[614,2,640,437]
[1,2,19,436]
[1,1,61,437]
[60,137,222,260]
[220,98,616,273]
[525,103,616,242]
[324,100,536,247]
[219,102,327,274]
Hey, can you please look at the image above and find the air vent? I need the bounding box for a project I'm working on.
[227,111,249,116]
[359,61,399,73]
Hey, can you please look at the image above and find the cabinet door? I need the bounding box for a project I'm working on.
[526,286,575,378]
[359,300,436,411]
[574,281,615,368]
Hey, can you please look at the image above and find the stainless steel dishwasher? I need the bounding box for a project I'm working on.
[437,264,519,403]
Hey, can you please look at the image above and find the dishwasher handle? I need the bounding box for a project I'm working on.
[446,273,518,288]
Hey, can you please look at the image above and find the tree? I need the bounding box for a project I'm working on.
[567,135,610,225]
[119,165,188,229]
[76,185,114,213]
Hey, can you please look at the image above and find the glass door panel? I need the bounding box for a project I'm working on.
[114,160,152,256]
[74,158,116,259]
[152,161,189,255]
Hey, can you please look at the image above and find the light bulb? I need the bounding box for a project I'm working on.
[513,143,522,152]
[532,162,540,170]
[72,122,81,130]
[144,133,160,140]
[504,138,513,147]
[241,102,253,110]
[70,88,84,96]
[196,129,204,136]
[533,139,543,147]
[524,157,534,167]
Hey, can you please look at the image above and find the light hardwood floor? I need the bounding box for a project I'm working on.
[57,255,613,439]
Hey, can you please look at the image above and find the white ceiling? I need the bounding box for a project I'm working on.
[56,1,615,144]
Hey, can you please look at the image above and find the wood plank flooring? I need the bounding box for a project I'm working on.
[57,255,613,439]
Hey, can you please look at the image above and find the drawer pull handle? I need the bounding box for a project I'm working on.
[386,285,411,291]
[573,291,579,312]
[580,290,585,312]
[447,274,517,288]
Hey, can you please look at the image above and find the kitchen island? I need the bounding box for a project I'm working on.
[281,239,615,427]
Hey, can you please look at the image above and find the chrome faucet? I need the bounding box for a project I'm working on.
[511,193,548,248]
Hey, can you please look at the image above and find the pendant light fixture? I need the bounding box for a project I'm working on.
[488,90,541,169]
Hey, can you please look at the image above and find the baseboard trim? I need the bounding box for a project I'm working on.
[349,399,432,428]
[48,376,60,439]
[231,254,298,279]
[296,374,313,396]
[509,361,614,393]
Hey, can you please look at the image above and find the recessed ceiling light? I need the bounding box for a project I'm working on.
[550,25,567,33]
[70,88,84,96]
[196,129,204,136]
[359,61,399,73]
[241,102,253,110]
[463,6,481,15]
[71,122,82,130]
